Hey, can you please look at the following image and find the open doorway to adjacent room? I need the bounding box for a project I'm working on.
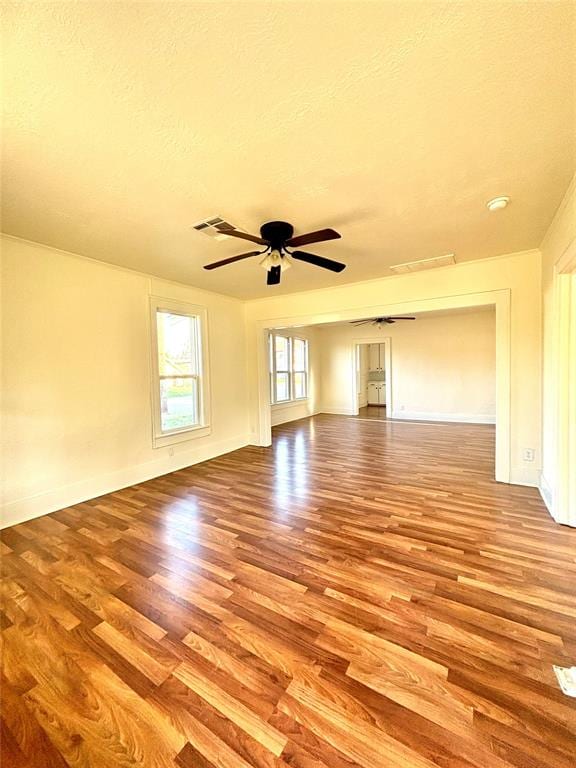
[349,308,496,425]
[255,294,509,483]
[355,340,392,420]
[263,304,497,433]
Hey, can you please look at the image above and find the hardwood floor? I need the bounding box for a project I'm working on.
[357,405,388,420]
[2,414,575,767]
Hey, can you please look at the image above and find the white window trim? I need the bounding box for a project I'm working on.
[149,296,211,448]
[270,333,309,407]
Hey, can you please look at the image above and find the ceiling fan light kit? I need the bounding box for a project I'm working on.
[259,249,292,272]
[203,220,345,285]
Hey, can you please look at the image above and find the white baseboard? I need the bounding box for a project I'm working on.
[319,407,357,416]
[390,411,496,425]
[1,433,251,530]
[271,404,318,426]
[508,465,540,488]
[539,473,557,520]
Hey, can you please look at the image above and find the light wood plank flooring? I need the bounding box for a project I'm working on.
[2,415,575,767]
[357,405,388,420]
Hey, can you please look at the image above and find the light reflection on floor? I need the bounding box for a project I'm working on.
[273,424,309,508]
[158,499,204,588]
[161,498,201,548]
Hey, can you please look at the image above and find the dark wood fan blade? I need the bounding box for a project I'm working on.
[290,250,346,272]
[387,317,416,320]
[267,266,281,285]
[203,251,262,270]
[223,230,268,245]
[286,228,341,247]
[350,320,371,324]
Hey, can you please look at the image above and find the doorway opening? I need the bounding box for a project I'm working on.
[355,339,392,421]
[254,290,510,483]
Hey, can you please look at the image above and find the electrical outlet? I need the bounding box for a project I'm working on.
[168,447,174,457]
[523,448,535,462]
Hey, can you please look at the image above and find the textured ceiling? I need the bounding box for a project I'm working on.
[1,2,575,299]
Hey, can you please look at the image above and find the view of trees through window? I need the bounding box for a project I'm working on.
[156,311,200,431]
[270,334,308,404]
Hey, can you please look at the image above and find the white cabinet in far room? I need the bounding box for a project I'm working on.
[368,343,385,372]
[367,382,386,405]
[368,344,381,372]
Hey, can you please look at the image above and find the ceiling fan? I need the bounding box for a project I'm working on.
[350,316,416,326]
[203,220,345,285]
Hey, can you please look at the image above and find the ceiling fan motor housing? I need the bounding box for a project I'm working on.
[260,221,294,250]
[202,221,344,280]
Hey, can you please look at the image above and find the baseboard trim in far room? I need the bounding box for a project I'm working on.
[0,432,251,530]
[319,407,358,416]
[390,411,496,424]
[271,406,319,427]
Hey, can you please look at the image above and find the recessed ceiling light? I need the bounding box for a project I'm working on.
[487,196,510,211]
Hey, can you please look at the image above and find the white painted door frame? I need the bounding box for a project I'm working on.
[550,238,576,525]
[351,337,392,416]
[252,289,511,483]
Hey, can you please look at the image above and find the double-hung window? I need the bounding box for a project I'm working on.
[270,333,308,404]
[150,298,210,447]
[292,337,308,399]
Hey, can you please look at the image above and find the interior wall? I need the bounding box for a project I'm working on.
[540,174,576,517]
[270,325,321,426]
[319,310,496,422]
[245,249,542,486]
[1,235,251,527]
[1,236,547,528]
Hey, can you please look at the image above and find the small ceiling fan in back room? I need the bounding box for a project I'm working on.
[203,220,346,285]
[350,317,416,327]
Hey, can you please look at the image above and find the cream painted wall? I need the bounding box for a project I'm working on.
[245,249,542,486]
[540,175,576,520]
[1,236,545,528]
[318,310,496,422]
[270,325,321,426]
[1,236,250,527]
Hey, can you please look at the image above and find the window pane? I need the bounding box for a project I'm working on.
[157,312,197,376]
[293,371,306,399]
[275,336,290,372]
[293,338,307,371]
[275,372,290,402]
[160,377,198,431]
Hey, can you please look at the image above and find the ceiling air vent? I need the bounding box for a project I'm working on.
[389,253,456,274]
[192,216,237,241]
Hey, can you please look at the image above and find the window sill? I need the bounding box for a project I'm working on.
[153,424,212,449]
[271,398,309,410]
